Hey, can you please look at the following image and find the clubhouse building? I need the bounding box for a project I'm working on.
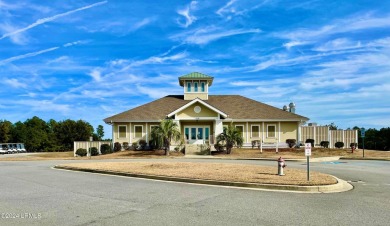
[104,72,309,150]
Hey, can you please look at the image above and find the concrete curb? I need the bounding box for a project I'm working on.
[340,157,390,161]
[182,155,342,162]
[54,165,353,193]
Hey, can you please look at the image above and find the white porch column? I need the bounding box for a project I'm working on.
[146,122,148,143]
[278,121,281,143]
[246,122,249,144]
[297,121,301,145]
[129,122,132,144]
[112,124,115,144]
[215,120,223,137]
[262,122,265,143]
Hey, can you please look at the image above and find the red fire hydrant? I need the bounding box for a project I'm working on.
[351,144,356,153]
[278,157,286,176]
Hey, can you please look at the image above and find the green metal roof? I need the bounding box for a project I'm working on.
[179,72,214,86]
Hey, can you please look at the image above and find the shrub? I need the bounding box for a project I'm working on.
[335,142,344,148]
[89,147,99,156]
[76,148,87,157]
[113,142,122,152]
[138,140,147,150]
[100,144,112,155]
[131,142,138,150]
[123,142,129,150]
[320,141,330,148]
[286,139,296,148]
[305,139,315,147]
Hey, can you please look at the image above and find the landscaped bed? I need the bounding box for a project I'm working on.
[0,148,388,161]
[57,162,337,186]
[213,148,390,160]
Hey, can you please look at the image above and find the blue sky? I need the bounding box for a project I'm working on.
[1,0,389,137]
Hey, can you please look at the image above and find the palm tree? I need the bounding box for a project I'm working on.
[216,125,243,154]
[151,119,181,156]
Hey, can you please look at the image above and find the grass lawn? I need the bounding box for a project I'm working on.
[58,162,337,186]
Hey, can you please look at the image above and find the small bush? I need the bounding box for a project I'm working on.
[89,147,99,156]
[320,141,330,148]
[76,148,87,157]
[335,142,344,148]
[286,139,296,148]
[138,140,147,150]
[305,139,315,147]
[100,144,112,155]
[131,142,138,150]
[113,142,122,152]
[123,142,129,150]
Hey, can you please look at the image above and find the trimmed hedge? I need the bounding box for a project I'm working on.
[113,142,122,152]
[100,144,112,155]
[320,141,330,148]
[335,142,344,148]
[305,139,315,147]
[89,147,99,156]
[286,139,296,148]
[76,148,87,157]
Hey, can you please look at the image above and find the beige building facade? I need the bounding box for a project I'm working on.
[105,72,310,150]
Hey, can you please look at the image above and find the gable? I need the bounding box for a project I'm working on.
[176,102,219,119]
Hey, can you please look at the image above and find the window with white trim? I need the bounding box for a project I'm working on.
[235,125,244,138]
[118,125,127,138]
[134,125,143,138]
[251,125,260,138]
[187,82,191,92]
[267,125,276,138]
[201,82,205,92]
[194,82,198,92]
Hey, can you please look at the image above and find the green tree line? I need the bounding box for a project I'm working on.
[354,127,390,151]
[0,116,106,152]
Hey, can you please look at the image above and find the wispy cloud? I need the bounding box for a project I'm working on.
[4,78,27,88]
[0,47,59,65]
[0,40,87,65]
[313,38,361,52]
[131,18,154,31]
[172,27,261,45]
[216,0,271,19]
[0,1,107,41]
[278,14,390,42]
[177,1,198,28]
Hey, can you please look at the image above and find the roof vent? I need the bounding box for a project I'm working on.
[289,102,296,113]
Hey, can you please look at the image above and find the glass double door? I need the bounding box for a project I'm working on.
[184,126,210,144]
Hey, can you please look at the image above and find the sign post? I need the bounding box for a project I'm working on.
[361,128,365,158]
[305,143,312,181]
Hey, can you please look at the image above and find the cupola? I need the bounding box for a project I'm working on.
[178,72,214,100]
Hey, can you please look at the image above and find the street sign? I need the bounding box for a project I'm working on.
[361,128,366,138]
[305,143,312,156]
[304,143,311,181]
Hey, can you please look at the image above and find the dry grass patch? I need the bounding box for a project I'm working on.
[59,162,337,186]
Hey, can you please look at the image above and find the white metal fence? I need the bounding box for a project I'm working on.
[73,141,112,157]
[300,126,358,148]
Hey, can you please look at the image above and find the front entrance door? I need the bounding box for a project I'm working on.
[184,126,210,144]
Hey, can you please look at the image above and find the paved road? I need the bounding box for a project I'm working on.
[0,159,389,226]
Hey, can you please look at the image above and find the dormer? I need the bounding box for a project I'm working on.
[179,72,214,100]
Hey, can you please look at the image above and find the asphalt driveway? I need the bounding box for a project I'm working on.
[0,159,389,226]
